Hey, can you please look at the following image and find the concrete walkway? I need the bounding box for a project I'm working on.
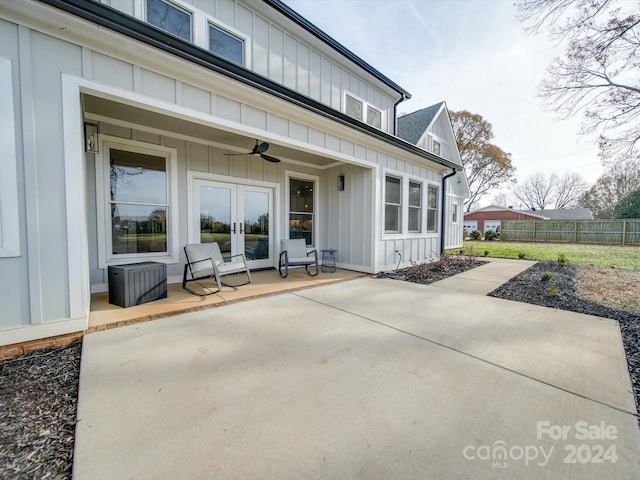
[74,259,640,479]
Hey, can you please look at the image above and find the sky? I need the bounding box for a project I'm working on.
[283,0,605,200]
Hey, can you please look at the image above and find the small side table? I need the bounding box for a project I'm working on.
[321,249,337,273]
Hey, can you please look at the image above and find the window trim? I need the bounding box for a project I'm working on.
[426,184,440,233]
[382,169,440,238]
[96,136,179,268]
[384,174,403,234]
[344,93,384,129]
[408,180,422,233]
[0,57,20,258]
[285,171,319,248]
[452,201,459,224]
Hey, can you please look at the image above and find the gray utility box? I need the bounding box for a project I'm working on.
[108,262,167,308]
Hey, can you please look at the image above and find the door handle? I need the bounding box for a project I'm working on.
[239,223,244,234]
[231,222,236,234]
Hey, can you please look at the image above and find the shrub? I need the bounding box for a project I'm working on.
[484,250,490,257]
[613,187,640,219]
[518,252,526,259]
[547,286,559,297]
[557,254,566,268]
[484,229,498,241]
[469,230,482,241]
[541,272,553,281]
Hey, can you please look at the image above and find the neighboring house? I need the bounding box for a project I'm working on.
[397,102,470,250]
[0,0,462,346]
[464,205,594,235]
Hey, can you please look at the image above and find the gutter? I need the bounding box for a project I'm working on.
[440,168,458,254]
[35,0,458,171]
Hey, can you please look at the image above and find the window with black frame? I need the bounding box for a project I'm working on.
[109,149,169,255]
[289,178,315,246]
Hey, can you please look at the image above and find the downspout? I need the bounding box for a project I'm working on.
[440,168,458,254]
[393,93,409,135]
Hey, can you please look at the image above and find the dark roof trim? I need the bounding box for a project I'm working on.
[265,0,411,100]
[38,0,456,170]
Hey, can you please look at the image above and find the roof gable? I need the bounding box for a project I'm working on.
[396,102,444,144]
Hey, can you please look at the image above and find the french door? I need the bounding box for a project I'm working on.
[193,180,273,269]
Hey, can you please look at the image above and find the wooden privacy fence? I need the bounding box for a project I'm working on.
[501,219,640,245]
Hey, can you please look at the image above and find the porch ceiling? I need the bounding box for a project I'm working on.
[82,94,338,168]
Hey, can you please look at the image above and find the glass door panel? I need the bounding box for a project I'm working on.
[242,190,270,262]
[197,183,233,257]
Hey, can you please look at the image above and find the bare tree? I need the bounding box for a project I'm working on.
[513,172,587,210]
[579,159,640,218]
[552,172,588,208]
[450,110,516,212]
[515,0,640,163]
[513,173,556,210]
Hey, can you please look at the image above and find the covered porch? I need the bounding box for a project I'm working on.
[89,268,366,333]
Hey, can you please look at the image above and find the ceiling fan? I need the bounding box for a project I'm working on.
[224,141,281,163]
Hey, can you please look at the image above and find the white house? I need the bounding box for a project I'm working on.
[0,0,466,347]
[397,102,469,250]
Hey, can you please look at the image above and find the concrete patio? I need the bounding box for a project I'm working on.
[74,260,640,479]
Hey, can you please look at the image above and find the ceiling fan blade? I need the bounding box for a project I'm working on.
[253,142,270,154]
[223,152,250,156]
[260,153,281,163]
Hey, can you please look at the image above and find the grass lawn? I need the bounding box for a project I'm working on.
[450,241,640,271]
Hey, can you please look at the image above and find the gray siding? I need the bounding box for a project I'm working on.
[100,0,398,132]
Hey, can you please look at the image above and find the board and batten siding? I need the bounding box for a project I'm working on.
[0,4,446,345]
[101,0,398,132]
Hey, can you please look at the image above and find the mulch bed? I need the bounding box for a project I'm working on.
[376,254,486,283]
[1,258,638,477]
[0,342,81,480]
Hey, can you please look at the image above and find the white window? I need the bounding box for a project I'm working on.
[209,23,244,65]
[385,175,402,233]
[97,138,178,266]
[289,177,316,247]
[345,94,383,129]
[146,0,192,41]
[345,94,363,122]
[433,140,441,156]
[452,202,458,223]
[367,105,382,129]
[408,181,422,233]
[427,185,439,232]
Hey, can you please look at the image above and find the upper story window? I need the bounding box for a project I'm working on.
[433,140,441,156]
[345,94,383,129]
[367,106,382,129]
[147,0,192,41]
[209,23,244,65]
[346,95,363,122]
